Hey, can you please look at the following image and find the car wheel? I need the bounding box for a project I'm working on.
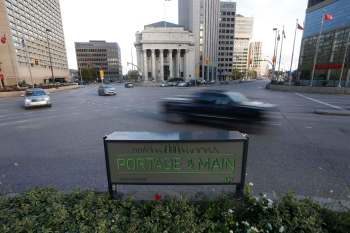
[166,112,186,124]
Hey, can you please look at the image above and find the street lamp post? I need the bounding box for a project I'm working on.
[46,29,54,84]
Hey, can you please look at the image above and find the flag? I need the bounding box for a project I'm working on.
[324,13,333,21]
[0,33,6,44]
[297,23,304,30]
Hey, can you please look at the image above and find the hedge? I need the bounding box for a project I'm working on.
[0,188,349,233]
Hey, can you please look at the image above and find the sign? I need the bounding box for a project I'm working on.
[316,64,343,70]
[104,131,249,198]
[100,70,105,79]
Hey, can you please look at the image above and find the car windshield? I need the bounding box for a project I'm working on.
[226,92,249,103]
[26,90,46,97]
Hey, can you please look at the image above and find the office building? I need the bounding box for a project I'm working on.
[233,14,253,75]
[135,21,195,82]
[0,0,69,86]
[249,41,264,76]
[298,0,350,86]
[218,1,236,80]
[75,40,122,81]
[179,0,220,80]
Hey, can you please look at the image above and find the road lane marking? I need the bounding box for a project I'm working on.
[295,93,343,110]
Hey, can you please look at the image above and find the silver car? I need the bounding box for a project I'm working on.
[24,88,51,109]
[98,84,117,96]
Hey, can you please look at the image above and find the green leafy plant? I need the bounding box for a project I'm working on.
[0,188,349,233]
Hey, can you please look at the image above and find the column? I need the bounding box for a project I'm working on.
[160,49,164,82]
[152,49,156,81]
[143,50,148,81]
[169,49,174,79]
[183,49,187,80]
[177,49,181,78]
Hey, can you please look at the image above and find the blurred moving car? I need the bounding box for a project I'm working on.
[125,82,134,88]
[161,90,276,124]
[24,88,51,109]
[98,84,117,96]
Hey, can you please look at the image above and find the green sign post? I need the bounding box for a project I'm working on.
[104,132,249,198]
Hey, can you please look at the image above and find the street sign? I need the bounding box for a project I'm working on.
[103,131,249,199]
[100,70,104,80]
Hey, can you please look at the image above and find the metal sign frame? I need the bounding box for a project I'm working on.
[103,132,249,199]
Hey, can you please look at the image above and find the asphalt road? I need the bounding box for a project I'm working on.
[0,80,349,201]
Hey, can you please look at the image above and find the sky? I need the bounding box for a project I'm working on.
[60,0,308,74]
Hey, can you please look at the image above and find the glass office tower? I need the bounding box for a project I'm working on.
[298,0,350,86]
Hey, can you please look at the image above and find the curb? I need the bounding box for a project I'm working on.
[314,109,350,116]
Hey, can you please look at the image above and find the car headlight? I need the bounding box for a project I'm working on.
[44,97,50,101]
[25,99,31,103]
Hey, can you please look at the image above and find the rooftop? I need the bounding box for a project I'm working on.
[145,21,183,28]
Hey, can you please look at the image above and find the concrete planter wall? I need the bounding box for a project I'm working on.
[267,84,350,95]
[0,85,80,98]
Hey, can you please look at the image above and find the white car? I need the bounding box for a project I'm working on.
[24,88,51,109]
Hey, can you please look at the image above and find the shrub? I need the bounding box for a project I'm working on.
[0,188,349,233]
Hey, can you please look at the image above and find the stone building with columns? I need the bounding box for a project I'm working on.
[135,21,196,82]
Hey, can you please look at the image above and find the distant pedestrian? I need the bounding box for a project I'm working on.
[0,68,5,89]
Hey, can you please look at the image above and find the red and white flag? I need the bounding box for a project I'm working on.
[0,33,6,44]
[324,13,334,21]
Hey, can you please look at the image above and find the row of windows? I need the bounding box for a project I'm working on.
[221,11,235,16]
[221,18,235,22]
[219,29,234,34]
[76,48,108,53]
[220,23,235,28]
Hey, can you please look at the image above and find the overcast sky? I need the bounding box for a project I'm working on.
[60,0,308,74]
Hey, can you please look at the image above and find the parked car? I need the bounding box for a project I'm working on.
[160,82,169,87]
[98,84,117,96]
[177,82,190,87]
[161,90,277,124]
[24,88,52,109]
[125,82,134,88]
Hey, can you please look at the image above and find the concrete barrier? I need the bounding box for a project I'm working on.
[0,85,80,98]
[267,84,350,95]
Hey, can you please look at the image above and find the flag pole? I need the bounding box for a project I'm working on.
[272,28,279,81]
[278,26,285,75]
[289,20,298,86]
[338,31,350,87]
[310,14,325,87]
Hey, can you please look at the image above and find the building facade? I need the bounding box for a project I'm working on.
[178,0,220,81]
[75,40,122,81]
[0,0,69,86]
[233,15,253,75]
[134,21,195,82]
[218,1,236,80]
[248,41,264,76]
[298,0,350,86]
